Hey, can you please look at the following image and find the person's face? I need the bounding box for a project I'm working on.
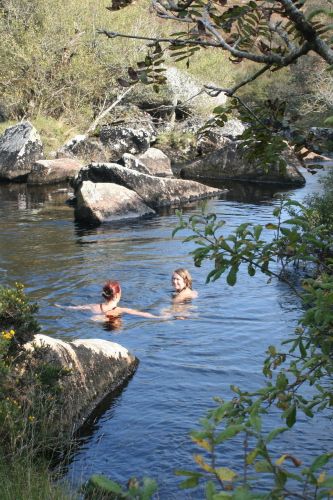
[172,272,186,292]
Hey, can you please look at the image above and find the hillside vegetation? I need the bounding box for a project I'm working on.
[0,0,331,150]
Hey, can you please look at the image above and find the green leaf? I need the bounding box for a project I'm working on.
[142,477,158,499]
[215,424,244,443]
[205,480,217,500]
[248,264,256,276]
[266,427,288,443]
[320,476,333,488]
[255,460,274,473]
[87,475,123,494]
[310,453,332,472]
[226,266,238,286]
[179,476,200,489]
[286,405,297,428]
[216,467,238,482]
[265,223,278,230]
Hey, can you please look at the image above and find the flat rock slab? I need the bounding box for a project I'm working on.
[75,163,225,208]
[25,334,138,431]
[0,121,43,181]
[75,180,155,224]
[27,158,83,184]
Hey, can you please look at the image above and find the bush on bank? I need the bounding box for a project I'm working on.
[0,283,74,499]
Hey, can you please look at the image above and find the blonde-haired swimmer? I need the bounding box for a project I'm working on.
[171,268,198,304]
[56,280,159,321]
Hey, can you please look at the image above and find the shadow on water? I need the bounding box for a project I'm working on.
[204,178,301,204]
[55,372,136,475]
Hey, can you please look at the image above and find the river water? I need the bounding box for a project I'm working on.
[0,170,331,497]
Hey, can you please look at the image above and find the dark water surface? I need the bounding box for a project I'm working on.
[0,170,331,497]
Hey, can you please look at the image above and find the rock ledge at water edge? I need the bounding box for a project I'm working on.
[25,334,138,431]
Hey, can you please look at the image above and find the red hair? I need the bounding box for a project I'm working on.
[102,280,121,299]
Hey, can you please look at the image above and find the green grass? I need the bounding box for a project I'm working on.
[0,455,76,500]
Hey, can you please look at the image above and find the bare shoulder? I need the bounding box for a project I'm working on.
[173,288,198,303]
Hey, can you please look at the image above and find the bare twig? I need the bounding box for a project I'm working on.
[86,86,133,134]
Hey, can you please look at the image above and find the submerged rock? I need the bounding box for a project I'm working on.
[0,121,43,181]
[74,163,225,208]
[27,158,83,185]
[25,334,138,431]
[75,181,155,224]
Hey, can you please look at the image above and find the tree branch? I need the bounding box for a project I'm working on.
[86,86,133,134]
[279,0,333,64]
[204,64,272,97]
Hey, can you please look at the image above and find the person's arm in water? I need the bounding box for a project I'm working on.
[55,303,99,312]
[109,307,160,319]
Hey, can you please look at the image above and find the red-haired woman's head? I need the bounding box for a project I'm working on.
[102,280,121,301]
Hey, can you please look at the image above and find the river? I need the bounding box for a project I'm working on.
[0,169,331,497]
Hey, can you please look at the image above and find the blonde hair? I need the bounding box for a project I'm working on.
[174,268,193,289]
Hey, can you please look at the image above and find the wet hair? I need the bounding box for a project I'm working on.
[102,280,121,300]
[173,268,193,290]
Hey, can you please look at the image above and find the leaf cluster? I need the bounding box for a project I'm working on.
[83,474,158,500]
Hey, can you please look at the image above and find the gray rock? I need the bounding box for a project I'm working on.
[27,158,83,185]
[56,134,108,162]
[25,334,138,432]
[74,163,225,208]
[197,120,246,155]
[0,121,43,181]
[180,142,305,186]
[307,127,333,153]
[137,147,173,177]
[75,181,155,224]
[120,153,151,174]
[100,124,156,161]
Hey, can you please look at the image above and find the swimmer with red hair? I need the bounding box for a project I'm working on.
[56,280,158,320]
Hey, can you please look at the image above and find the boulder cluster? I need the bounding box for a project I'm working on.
[0,114,308,224]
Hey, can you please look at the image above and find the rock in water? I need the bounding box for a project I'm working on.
[0,121,43,181]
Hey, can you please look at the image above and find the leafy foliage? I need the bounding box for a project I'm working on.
[0,282,40,347]
[107,0,333,162]
[170,172,333,497]
[83,474,158,499]
[0,283,70,458]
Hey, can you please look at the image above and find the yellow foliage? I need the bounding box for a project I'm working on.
[215,467,238,483]
[193,454,213,472]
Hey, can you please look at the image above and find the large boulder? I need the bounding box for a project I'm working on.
[25,334,138,432]
[180,142,306,186]
[100,124,156,161]
[120,153,151,175]
[56,134,108,162]
[136,147,173,177]
[74,163,225,208]
[27,158,83,185]
[306,127,333,153]
[75,181,155,224]
[197,120,246,155]
[0,121,43,181]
